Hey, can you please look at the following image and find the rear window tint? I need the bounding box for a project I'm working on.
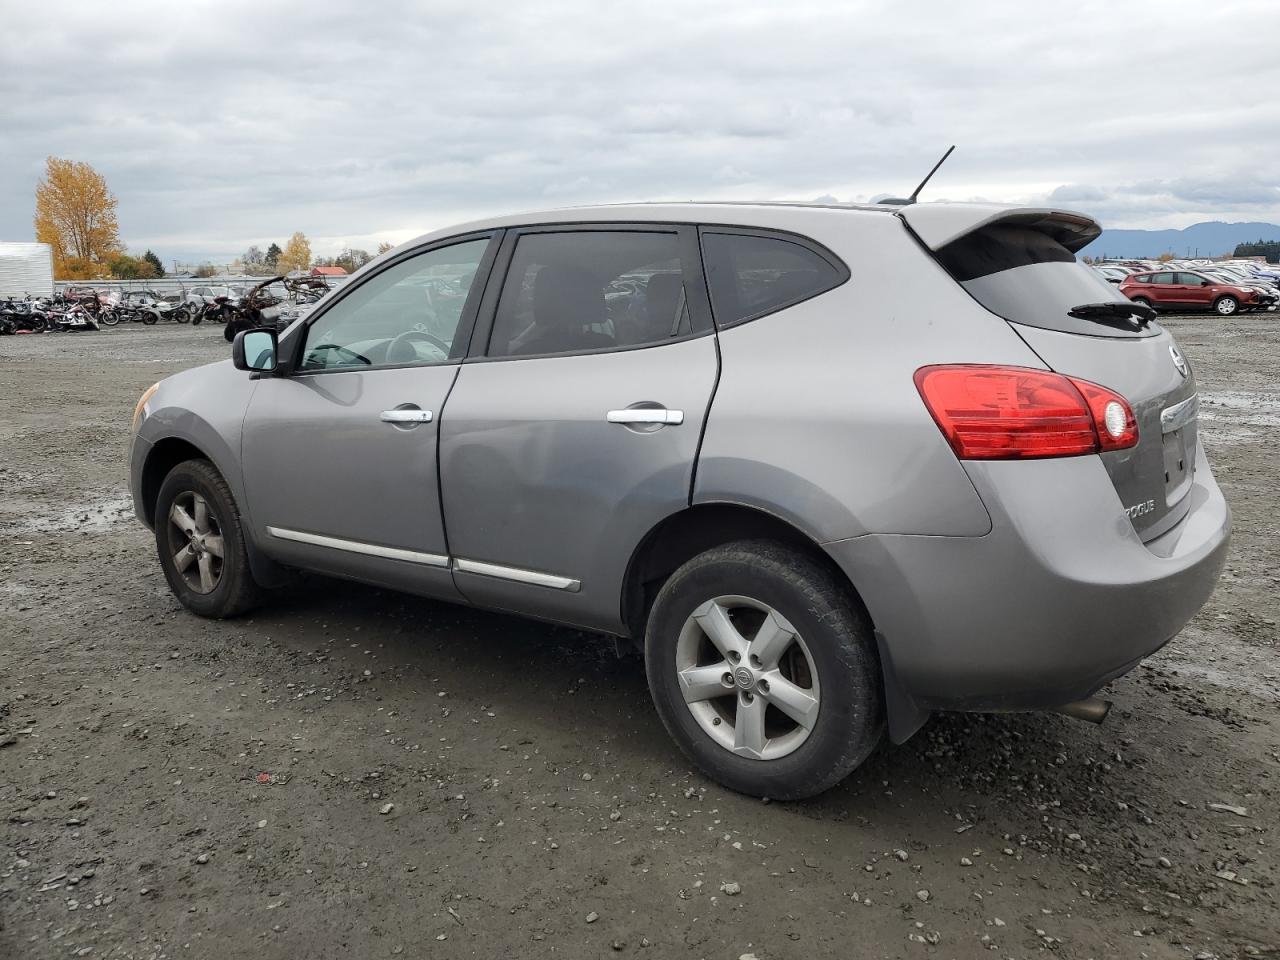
[936,224,1159,339]
[701,232,844,327]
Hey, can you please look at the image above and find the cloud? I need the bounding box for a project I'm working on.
[1049,184,1109,202]
[3,0,1280,262]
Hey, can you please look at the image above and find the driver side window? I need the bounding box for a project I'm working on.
[300,237,490,371]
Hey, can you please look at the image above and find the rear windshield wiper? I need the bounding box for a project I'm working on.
[1068,301,1155,331]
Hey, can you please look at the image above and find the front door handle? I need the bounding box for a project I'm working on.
[606,408,683,425]
[380,409,433,423]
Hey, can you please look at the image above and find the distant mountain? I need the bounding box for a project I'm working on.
[1080,221,1280,259]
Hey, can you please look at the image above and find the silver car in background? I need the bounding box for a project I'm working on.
[129,201,1230,799]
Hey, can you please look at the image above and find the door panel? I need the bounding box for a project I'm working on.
[239,234,496,599]
[439,336,718,632]
[243,366,461,598]
[1174,273,1211,308]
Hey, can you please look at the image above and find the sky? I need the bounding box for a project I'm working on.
[3,0,1279,265]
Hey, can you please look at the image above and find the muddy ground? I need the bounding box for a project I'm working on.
[1,316,1277,960]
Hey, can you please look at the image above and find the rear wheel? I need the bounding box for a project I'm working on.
[1131,296,1154,310]
[172,306,191,324]
[645,540,884,800]
[1214,295,1239,316]
[155,459,261,618]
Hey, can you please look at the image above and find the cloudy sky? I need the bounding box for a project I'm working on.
[4,0,1279,265]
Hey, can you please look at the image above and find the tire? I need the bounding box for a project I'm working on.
[172,307,191,324]
[99,309,120,326]
[154,459,262,618]
[141,309,158,325]
[1131,296,1154,310]
[1214,295,1239,316]
[645,540,884,800]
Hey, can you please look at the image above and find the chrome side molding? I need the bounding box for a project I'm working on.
[452,557,581,592]
[265,527,581,591]
[265,526,449,567]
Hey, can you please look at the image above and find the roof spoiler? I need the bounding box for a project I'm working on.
[898,205,1102,254]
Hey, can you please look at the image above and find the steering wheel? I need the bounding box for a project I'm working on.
[387,329,449,364]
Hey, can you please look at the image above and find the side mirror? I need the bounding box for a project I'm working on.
[1201,280,1211,286]
[232,328,278,373]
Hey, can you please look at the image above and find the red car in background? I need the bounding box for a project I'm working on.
[1120,270,1260,316]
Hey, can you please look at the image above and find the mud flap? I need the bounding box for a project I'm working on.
[875,630,931,744]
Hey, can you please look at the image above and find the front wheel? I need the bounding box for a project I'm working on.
[645,540,884,800]
[155,459,262,618]
[1214,295,1239,316]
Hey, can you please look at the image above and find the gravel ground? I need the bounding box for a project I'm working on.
[1,317,1277,960]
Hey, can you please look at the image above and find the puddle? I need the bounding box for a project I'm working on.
[1198,390,1280,428]
[1200,424,1263,445]
[5,495,135,533]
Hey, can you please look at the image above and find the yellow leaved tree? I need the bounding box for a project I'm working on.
[34,157,123,279]
[277,231,312,274]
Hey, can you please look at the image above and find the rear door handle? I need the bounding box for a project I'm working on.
[606,408,684,425]
[380,409,433,423]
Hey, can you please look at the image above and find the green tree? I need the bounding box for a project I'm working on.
[1234,240,1280,264]
[109,253,159,280]
[142,249,165,277]
[265,242,282,269]
[334,248,372,272]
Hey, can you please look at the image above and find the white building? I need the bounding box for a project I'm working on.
[0,242,54,298]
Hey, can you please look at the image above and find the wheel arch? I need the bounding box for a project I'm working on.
[623,501,929,744]
[140,435,291,589]
[622,501,865,640]
[140,437,209,527]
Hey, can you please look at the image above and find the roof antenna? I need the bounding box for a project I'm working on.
[881,145,955,205]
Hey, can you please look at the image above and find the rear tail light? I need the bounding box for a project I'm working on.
[914,365,1138,460]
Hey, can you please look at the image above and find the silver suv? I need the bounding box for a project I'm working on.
[129,202,1230,799]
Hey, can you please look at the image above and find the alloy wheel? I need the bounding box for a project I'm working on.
[674,595,820,760]
[168,491,225,594]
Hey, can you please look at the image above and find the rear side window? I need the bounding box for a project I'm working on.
[936,224,1160,339]
[487,231,691,358]
[701,232,845,327]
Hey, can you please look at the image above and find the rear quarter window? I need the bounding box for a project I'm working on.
[700,231,847,327]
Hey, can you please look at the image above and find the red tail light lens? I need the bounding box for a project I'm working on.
[914,365,1138,460]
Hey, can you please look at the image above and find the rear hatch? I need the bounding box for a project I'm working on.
[901,205,1199,542]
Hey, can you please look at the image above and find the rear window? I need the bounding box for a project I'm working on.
[701,232,845,327]
[936,224,1160,338]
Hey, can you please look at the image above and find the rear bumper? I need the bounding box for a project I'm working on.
[823,443,1230,711]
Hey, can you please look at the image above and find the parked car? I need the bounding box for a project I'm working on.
[1092,265,1132,284]
[129,201,1230,799]
[184,285,239,308]
[1120,270,1263,315]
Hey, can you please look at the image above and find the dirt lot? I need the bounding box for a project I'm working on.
[1,317,1277,960]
